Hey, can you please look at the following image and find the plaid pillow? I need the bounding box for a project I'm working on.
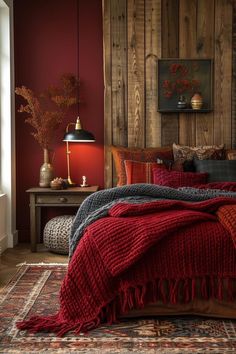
[153,168,208,188]
[194,160,236,182]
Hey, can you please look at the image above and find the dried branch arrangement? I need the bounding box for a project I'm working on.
[15,73,79,149]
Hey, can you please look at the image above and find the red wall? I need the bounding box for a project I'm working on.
[14,0,104,242]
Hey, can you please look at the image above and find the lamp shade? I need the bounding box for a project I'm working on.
[63,129,95,142]
[63,117,95,187]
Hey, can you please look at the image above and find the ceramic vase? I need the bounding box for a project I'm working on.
[191,92,203,110]
[177,95,187,109]
[39,148,54,187]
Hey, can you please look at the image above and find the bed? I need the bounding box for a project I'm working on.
[17,183,236,336]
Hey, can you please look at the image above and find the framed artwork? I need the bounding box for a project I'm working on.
[157,59,213,112]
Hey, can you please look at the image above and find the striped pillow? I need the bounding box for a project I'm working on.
[124,161,165,184]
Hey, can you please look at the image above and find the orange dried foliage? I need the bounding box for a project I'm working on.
[15,73,79,149]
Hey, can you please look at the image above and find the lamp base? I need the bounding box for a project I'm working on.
[65,179,77,187]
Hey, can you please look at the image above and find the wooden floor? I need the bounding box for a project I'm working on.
[0,243,68,289]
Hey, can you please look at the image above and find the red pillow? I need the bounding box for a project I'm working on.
[125,161,165,184]
[111,146,173,186]
[153,168,208,188]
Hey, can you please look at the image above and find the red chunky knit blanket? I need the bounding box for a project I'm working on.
[17,197,236,336]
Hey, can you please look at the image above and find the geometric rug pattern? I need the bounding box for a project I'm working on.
[0,264,236,353]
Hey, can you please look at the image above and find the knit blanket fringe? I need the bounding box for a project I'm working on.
[17,275,235,336]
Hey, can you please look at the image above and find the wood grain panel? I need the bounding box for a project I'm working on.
[103,0,113,189]
[232,0,236,148]
[161,0,179,146]
[103,0,235,188]
[162,0,179,58]
[111,0,128,147]
[178,0,197,146]
[195,0,214,146]
[214,0,232,148]
[145,0,161,147]
[127,0,145,147]
[161,114,179,146]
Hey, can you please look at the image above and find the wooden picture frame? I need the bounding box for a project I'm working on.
[157,59,213,112]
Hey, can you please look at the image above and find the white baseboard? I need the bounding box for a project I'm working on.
[0,230,18,253]
[0,234,8,254]
[12,229,18,246]
[6,230,18,248]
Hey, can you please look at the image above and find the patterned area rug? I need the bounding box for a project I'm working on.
[0,264,236,353]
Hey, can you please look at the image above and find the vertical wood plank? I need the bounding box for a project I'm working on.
[232,0,236,148]
[103,0,113,188]
[214,0,232,148]
[145,0,161,147]
[178,0,197,146]
[161,0,179,146]
[111,0,128,147]
[127,0,145,147]
[162,0,179,58]
[195,0,214,146]
[111,0,127,186]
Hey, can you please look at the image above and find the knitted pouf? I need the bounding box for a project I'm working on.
[43,215,75,255]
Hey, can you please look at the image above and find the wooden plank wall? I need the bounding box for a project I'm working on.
[103,0,236,188]
[233,0,236,148]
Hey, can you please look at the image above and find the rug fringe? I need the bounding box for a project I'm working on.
[16,262,68,267]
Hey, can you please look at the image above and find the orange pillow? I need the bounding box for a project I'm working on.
[111,146,173,186]
[124,160,165,184]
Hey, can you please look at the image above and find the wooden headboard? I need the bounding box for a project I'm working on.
[103,0,236,189]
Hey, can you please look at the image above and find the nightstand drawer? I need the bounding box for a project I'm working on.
[36,194,86,205]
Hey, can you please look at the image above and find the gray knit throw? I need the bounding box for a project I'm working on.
[69,184,236,257]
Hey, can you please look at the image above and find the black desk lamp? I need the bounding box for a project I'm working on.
[63,117,95,186]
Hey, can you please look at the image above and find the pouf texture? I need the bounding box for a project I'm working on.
[43,215,75,254]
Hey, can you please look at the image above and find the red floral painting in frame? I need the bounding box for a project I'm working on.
[157,59,213,112]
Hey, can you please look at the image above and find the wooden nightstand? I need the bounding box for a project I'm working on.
[26,186,99,252]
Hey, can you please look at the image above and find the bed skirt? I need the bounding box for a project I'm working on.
[123,298,236,319]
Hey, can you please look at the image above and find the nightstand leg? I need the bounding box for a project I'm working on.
[29,193,37,252]
[36,207,41,243]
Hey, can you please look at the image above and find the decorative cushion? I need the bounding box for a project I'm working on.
[173,143,225,162]
[194,160,236,182]
[157,158,185,172]
[43,215,75,255]
[111,145,173,186]
[227,150,236,160]
[124,161,165,184]
[153,168,208,188]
